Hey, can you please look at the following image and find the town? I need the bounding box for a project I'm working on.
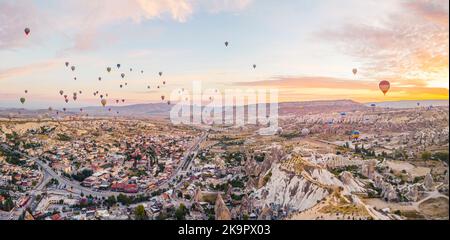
[1,101,448,220]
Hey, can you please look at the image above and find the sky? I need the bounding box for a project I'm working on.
[0,0,448,109]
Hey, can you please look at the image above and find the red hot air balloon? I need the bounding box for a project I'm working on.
[379,80,390,95]
[24,28,30,36]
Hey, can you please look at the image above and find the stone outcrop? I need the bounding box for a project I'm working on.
[215,194,231,220]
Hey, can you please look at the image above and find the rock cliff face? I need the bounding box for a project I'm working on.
[215,194,231,220]
[252,154,367,214]
[254,165,330,212]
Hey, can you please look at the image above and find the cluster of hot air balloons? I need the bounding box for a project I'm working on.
[19,27,395,116]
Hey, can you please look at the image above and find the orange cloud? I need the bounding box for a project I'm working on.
[233,76,449,102]
[318,0,449,89]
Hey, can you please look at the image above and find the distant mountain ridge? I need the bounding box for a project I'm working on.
[1,99,447,119]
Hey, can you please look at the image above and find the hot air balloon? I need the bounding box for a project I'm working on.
[20,97,25,104]
[107,67,111,72]
[63,108,66,112]
[379,80,390,95]
[59,90,64,95]
[147,86,150,89]
[65,99,69,103]
[120,84,123,88]
[74,77,77,80]
[417,102,420,106]
[159,72,163,77]
[116,111,119,114]
[106,93,108,97]
[340,112,347,116]
[79,91,82,94]
[351,130,360,140]
[73,96,77,101]
[121,73,125,78]
[161,96,165,101]
[157,86,160,89]
[352,68,357,75]
[108,108,111,112]
[141,70,144,74]
[48,107,53,111]
[130,68,133,72]
[101,99,107,107]
[100,95,103,99]
[71,66,75,71]
[117,64,121,69]
[24,90,28,94]
[122,99,125,103]
[225,41,229,47]
[124,82,127,86]
[98,77,102,81]
[116,100,119,104]
[253,64,256,69]
[65,62,69,67]
[163,81,166,85]
[80,108,83,112]
[24,28,30,36]
[167,101,171,105]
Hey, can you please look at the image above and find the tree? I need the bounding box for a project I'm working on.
[421,151,432,161]
[175,203,188,220]
[134,205,148,220]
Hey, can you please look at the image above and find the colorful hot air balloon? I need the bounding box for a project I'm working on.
[101,99,107,107]
[379,80,390,95]
[352,68,357,75]
[351,130,360,140]
[24,28,30,36]
[20,97,25,104]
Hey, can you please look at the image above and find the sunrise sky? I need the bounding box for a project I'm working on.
[0,0,448,108]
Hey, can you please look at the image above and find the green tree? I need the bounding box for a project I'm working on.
[421,151,432,161]
[134,205,148,220]
[175,203,189,220]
